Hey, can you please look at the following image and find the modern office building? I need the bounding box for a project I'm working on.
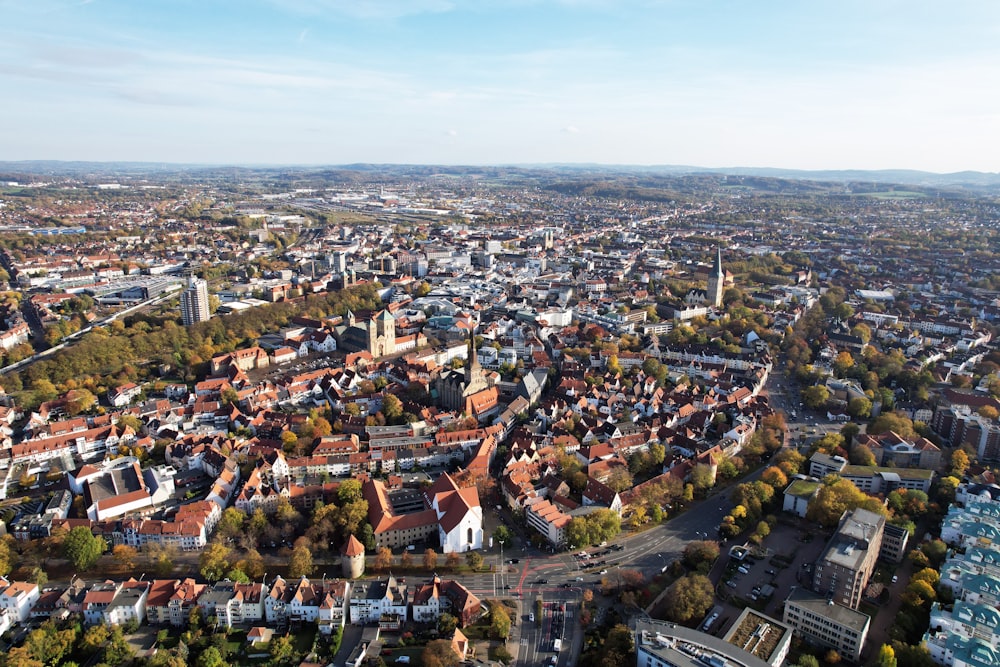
[783,588,871,663]
[813,508,885,609]
[180,276,210,326]
[635,618,773,667]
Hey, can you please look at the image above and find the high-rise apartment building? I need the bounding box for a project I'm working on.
[180,276,210,326]
[813,508,885,609]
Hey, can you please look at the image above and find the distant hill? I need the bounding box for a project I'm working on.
[1,160,998,193]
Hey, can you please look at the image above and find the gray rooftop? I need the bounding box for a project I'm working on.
[635,618,772,667]
[785,588,871,633]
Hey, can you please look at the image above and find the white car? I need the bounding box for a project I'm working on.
[529,612,535,622]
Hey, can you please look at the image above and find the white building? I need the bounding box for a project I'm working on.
[0,580,40,623]
[180,276,211,326]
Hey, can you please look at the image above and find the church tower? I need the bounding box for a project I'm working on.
[707,246,725,308]
[465,333,481,386]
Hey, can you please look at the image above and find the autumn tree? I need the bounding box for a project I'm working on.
[489,601,511,639]
[807,475,887,528]
[199,542,232,582]
[289,543,314,578]
[374,547,393,572]
[401,551,413,568]
[950,449,971,478]
[423,548,438,571]
[422,639,461,667]
[874,644,897,667]
[663,574,714,624]
[682,541,720,572]
[112,544,138,572]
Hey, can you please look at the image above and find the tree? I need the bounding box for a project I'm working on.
[802,385,831,409]
[691,464,715,494]
[489,601,511,639]
[382,394,404,423]
[289,544,314,578]
[197,646,227,667]
[445,552,460,569]
[492,525,514,547]
[422,639,461,667]
[217,507,245,540]
[682,541,720,571]
[423,548,438,571]
[797,656,820,667]
[374,547,393,572]
[847,397,872,419]
[63,526,106,571]
[662,574,714,623]
[605,466,634,492]
[849,445,876,466]
[950,449,971,478]
[807,475,887,528]
[338,478,363,504]
[269,635,295,665]
[280,429,299,453]
[199,542,232,582]
[875,644,897,667]
[112,544,138,571]
[760,466,788,489]
[0,535,14,576]
[438,612,458,635]
[401,551,413,568]
[465,551,483,569]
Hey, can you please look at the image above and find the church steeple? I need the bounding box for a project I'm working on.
[707,245,725,308]
[465,332,481,385]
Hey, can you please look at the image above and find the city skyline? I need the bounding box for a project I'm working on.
[2,0,999,172]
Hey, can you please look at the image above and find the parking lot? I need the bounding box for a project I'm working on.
[710,518,831,634]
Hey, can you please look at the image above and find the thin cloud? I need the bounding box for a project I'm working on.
[562,125,580,133]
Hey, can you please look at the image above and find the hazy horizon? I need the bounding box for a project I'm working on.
[3,1,999,172]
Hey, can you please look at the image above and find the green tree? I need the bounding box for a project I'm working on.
[269,635,295,665]
[682,540,720,573]
[465,551,484,569]
[802,385,830,409]
[62,526,106,571]
[196,646,227,667]
[489,601,511,639]
[847,397,872,419]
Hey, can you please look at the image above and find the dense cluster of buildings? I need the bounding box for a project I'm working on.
[0,571,480,641]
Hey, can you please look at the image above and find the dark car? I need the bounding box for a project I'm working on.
[508,558,520,564]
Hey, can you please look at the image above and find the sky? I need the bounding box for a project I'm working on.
[1,0,999,171]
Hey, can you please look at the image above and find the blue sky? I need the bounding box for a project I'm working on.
[2,0,998,171]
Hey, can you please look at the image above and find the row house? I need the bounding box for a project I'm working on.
[411,577,481,627]
[349,576,409,628]
[197,581,266,629]
[264,576,350,627]
[146,578,206,626]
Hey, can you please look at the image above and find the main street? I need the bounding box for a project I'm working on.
[445,488,735,667]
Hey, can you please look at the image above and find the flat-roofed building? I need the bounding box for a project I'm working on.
[634,618,772,667]
[813,508,885,610]
[722,608,794,667]
[783,588,871,663]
